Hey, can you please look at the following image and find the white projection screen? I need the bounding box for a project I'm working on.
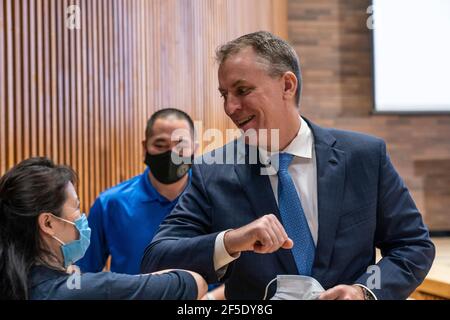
[373,0,450,112]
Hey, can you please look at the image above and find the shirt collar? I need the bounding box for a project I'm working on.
[259,116,314,166]
[140,167,160,202]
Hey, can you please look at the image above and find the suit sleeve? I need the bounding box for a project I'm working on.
[355,140,435,299]
[140,164,221,283]
[41,271,198,300]
[76,198,110,273]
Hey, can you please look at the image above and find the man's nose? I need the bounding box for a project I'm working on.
[225,94,242,116]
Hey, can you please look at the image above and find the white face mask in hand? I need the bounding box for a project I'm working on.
[263,275,325,300]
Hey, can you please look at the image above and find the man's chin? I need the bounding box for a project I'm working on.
[240,127,276,149]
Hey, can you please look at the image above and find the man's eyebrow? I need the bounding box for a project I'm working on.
[232,79,247,88]
[218,79,248,92]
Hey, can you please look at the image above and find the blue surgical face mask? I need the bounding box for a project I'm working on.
[51,214,91,268]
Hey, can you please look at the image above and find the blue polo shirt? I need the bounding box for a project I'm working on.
[77,168,190,275]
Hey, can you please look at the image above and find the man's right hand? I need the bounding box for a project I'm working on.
[223,214,294,255]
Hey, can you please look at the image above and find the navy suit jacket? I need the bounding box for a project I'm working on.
[141,119,435,300]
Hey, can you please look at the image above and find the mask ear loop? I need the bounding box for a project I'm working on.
[51,235,65,245]
[52,214,76,226]
[49,214,76,245]
[262,277,278,300]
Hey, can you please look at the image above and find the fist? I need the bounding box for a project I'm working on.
[223,214,294,255]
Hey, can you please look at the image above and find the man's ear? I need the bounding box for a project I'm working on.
[38,213,57,237]
[282,71,298,102]
[142,140,148,161]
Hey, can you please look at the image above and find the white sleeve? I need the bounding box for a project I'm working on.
[214,230,241,278]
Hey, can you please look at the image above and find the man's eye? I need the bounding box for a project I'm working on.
[220,93,227,100]
[237,87,250,96]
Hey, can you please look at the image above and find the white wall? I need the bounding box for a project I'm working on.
[373,0,450,112]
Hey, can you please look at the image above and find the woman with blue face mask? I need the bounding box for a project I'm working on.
[0,157,208,300]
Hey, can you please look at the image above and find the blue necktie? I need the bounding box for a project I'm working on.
[277,153,315,275]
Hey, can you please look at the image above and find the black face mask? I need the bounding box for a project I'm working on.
[144,150,193,185]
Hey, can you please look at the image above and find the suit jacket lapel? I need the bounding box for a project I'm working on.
[234,162,278,220]
[307,120,346,286]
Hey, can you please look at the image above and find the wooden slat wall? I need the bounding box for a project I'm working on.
[0,0,287,213]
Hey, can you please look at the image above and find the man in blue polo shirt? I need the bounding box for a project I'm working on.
[77,108,196,275]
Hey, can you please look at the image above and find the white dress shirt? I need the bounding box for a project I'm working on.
[213,117,318,273]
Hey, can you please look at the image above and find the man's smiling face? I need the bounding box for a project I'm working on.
[218,47,288,147]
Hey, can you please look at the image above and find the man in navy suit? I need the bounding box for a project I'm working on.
[141,31,435,300]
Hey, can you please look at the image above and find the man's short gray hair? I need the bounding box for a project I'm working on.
[215,31,302,106]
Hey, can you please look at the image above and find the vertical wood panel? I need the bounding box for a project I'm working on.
[79,0,89,211]
[115,0,125,183]
[36,0,44,156]
[62,0,70,165]
[97,0,105,193]
[122,0,131,180]
[50,0,58,164]
[56,0,64,167]
[0,0,5,174]
[13,0,22,162]
[106,0,116,186]
[0,0,287,213]
[73,0,83,206]
[68,0,77,175]
[43,0,51,157]
[129,0,136,173]
[29,0,37,157]
[5,0,15,168]
[91,0,100,199]
[21,0,30,160]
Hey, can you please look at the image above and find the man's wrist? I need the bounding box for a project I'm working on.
[353,284,377,300]
[352,285,365,300]
[214,230,241,272]
[223,229,241,256]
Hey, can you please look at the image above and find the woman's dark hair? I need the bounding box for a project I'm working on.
[0,157,77,300]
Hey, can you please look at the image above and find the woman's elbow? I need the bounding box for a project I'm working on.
[187,271,208,299]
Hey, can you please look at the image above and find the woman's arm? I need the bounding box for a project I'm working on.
[185,270,208,299]
[149,269,208,299]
